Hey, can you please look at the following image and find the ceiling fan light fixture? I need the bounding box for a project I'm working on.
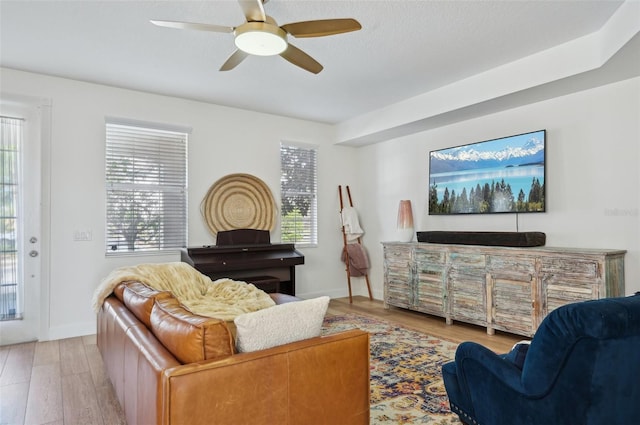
[234,22,287,56]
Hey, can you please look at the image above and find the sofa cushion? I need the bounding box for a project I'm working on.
[112,282,127,302]
[121,281,173,329]
[234,296,330,353]
[223,293,303,341]
[150,297,234,364]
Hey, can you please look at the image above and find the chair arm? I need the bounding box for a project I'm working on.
[455,341,527,395]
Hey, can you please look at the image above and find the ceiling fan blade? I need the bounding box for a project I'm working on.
[281,18,362,38]
[280,44,323,74]
[150,20,233,33]
[237,0,266,22]
[220,49,250,71]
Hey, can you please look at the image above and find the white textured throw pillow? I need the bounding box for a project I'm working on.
[234,296,330,353]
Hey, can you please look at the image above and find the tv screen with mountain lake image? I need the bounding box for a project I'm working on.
[429,130,545,214]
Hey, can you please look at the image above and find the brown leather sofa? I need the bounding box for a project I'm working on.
[97,280,370,425]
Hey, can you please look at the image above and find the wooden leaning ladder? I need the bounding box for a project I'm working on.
[339,185,373,303]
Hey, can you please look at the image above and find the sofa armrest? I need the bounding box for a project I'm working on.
[161,329,370,425]
[454,341,526,394]
[443,341,530,425]
[98,296,182,425]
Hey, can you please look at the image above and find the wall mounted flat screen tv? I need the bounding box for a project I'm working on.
[429,130,546,215]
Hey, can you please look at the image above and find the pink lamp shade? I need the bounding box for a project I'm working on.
[397,200,414,229]
[397,200,414,242]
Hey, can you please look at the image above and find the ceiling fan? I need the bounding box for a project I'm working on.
[151,0,361,74]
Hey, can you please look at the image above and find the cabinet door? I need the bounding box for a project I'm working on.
[383,245,413,308]
[448,252,486,326]
[414,247,446,317]
[488,255,536,336]
[540,256,600,317]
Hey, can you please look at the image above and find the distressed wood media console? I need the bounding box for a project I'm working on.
[382,242,626,337]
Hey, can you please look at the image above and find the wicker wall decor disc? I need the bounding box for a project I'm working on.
[201,173,276,235]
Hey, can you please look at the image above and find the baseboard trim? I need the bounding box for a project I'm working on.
[47,321,96,341]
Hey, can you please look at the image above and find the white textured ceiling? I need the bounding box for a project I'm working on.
[0,0,628,124]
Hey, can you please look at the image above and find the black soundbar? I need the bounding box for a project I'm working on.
[416,231,546,247]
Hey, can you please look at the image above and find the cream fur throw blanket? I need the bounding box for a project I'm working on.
[92,262,275,321]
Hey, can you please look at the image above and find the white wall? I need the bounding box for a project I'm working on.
[3,68,638,341]
[356,77,640,299]
[2,68,359,340]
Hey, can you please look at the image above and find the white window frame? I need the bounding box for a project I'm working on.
[280,142,318,247]
[105,119,189,255]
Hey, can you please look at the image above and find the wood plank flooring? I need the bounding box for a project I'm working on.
[1,296,524,425]
[328,296,524,353]
[0,334,124,425]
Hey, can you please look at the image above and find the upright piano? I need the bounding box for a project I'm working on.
[180,229,304,296]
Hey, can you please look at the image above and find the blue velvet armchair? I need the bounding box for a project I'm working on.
[442,294,640,425]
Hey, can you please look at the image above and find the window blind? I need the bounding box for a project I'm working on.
[105,123,187,254]
[280,143,318,246]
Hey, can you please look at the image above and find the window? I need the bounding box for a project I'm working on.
[105,121,188,254]
[280,142,317,246]
[0,116,22,319]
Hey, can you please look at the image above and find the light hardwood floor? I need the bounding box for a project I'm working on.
[328,296,523,354]
[0,296,523,425]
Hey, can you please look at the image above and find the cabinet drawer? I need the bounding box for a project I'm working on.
[540,257,599,278]
[384,245,412,259]
[386,257,410,270]
[414,248,446,264]
[487,255,535,279]
[449,252,486,268]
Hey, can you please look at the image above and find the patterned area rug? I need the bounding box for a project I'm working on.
[322,313,462,424]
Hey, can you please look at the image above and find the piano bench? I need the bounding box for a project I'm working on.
[270,293,302,305]
[244,275,280,293]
